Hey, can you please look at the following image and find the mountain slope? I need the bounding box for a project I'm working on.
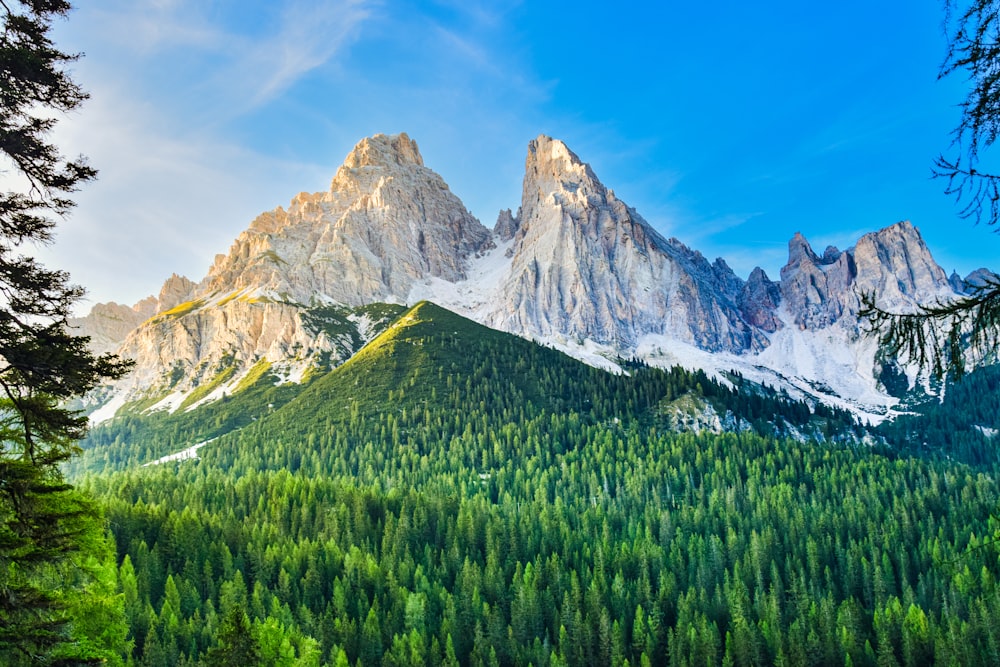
[74,301,864,476]
[76,132,988,423]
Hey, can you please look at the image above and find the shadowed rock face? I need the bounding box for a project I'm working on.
[779,221,952,330]
[739,267,781,333]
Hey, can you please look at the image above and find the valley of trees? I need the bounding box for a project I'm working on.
[6,1,1000,665]
[66,303,1000,666]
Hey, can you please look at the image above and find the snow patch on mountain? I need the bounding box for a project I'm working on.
[407,237,515,315]
[88,390,130,426]
[143,440,211,466]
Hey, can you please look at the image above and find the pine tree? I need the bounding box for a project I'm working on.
[203,607,260,667]
[0,1,131,663]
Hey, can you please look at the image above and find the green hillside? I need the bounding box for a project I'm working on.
[247,301,860,451]
[878,364,1000,465]
[77,301,858,475]
[65,301,1000,666]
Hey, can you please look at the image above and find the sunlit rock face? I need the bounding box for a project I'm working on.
[482,135,765,353]
[200,132,492,306]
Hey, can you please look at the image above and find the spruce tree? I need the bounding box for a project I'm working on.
[203,607,260,667]
[0,0,131,663]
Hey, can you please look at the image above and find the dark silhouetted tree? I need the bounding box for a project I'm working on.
[0,0,132,663]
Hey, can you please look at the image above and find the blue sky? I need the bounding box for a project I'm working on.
[32,0,998,308]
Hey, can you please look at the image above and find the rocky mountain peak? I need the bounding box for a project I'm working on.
[786,232,820,267]
[198,132,490,305]
[95,132,495,410]
[520,135,606,221]
[157,274,196,313]
[851,220,950,306]
[342,132,424,169]
[482,135,763,354]
[962,267,999,291]
[779,220,953,330]
[822,246,842,263]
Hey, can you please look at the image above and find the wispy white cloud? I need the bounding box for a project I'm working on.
[65,0,377,117]
[77,1,224,55]
[222,0,376,109]
[32,1,382,307]
[40,82,330,310]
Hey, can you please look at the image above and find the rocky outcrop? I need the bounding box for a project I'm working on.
[157,274,197,312]
[739,268,782,332]
[482,135,765,352]
[494,208,520,242]
[779,221,953,330]
[198,132,492,305]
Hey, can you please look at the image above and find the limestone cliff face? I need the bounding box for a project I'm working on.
[114,300,324,395]
[199,132,491,305]
[779,221,953,330]
[69,275,197,357]
[482,136,764,352]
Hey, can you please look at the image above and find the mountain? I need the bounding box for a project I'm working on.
[200,132,490,304]
[76,132,982,423]
[81,134,490,418]
[477,136,764,353]
[737,221,959,418]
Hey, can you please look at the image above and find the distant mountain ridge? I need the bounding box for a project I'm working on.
[72,132,990,423]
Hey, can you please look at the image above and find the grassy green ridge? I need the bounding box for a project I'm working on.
[74,301,862,477]
[197,302,861,479]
